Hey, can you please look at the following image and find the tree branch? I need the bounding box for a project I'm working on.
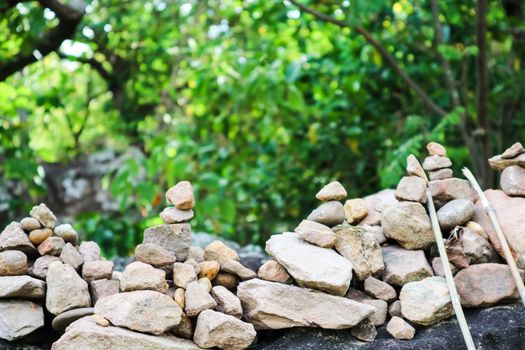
[56,51,113,82]
[288,0,447,117]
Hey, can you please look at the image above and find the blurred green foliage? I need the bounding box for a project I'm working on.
[1,0,524,253]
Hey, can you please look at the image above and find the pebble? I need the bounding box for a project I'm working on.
[160,207,194,223]
[173,262,198,288]
[395,176,427,203]
[120,261,168,293]
[60,243,84,270]
[382,246,433,287]
[90,279,119,304]
[213,272,239,290]
[306,201,345,227]
[174,288,186,308]
[198,260,220,280]
[386,316,415,340]
[437,199,475,231]
[388,300,402,317]
[501,142,525,159]
[422,155,452,171]
[198,277,212,292]
[221,259,257,280]
[37,236,65,256]
[135,243,176,268]
[53,224,78,245]
[351,318,377,342]
[343,198,368,223]
[429,178,478,205]
[426,142,447,156]
[212,285,243,319]
[185,280,217,317]
[429,168,453,180]
[82,260,113,282]
[294,219,336,248]
[406,154,428,181]
[91,314,110,327]
[52,307,95,332]
[165,181,195,210]
[363,276,397,301]
[79,241,101,262]
[362,299,388,326]
[257,260,293,284]
[0,250,28,276]
[30,203,57,228]
[29,255,61,280]
[20,217,41,232]
[204,240,240,264]
[0,222,37,255]
[315,181,347,201]
[501,165,525,196]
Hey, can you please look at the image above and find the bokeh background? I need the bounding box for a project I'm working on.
[1,0,524,256]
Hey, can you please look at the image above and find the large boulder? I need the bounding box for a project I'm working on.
[193,310,256,350]
[236,279,375,330]
[46,262,91,315]
[265,232,353,296]
[0,275,46,299]
[382,246,433,287]
[0,300,44,341]
[95,290,182,335]
[143,224,192,261]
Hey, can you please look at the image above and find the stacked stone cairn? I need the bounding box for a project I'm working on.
[1,142,525,348]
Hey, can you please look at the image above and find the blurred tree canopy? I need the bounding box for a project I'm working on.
[0,0,524,254]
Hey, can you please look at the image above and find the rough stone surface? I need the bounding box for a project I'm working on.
[135,243,176,268]
[60,243,84,270]
[437,199,475,231]
[343,198,368,223]
[388,300,402,317]
[38,236,65,256]
[501,165,525,196]
[445,227,499,268]
[386,316,415,340]
[362,225,387,245]
[143,224,192,261]
[294,220,336,248]
[90,279,120,304]
[52,307,94,332]
[406,154,427,181]
[351,319,377,342]
[306,201,345,227]
[0,300,44,341]
[160,207,195,224]
[79,241,101,262]
[29,255,61,280]
[221,259,257,280]
[0,275,44,301]
[360,189,398,226]
[237,279,375,330]
[363,277,396,301]
[266,232,353,296]
[166,181,195,210]
[431,257,458,277]
[501,142,525,159]
[95,290,182,335]
[172,312,193,339]
[429,168,454,180]
[454,263,519,307]
[20,217,41,232]
[0,222,36,255]
[173,262,198,288]
[82,260,113,282]
[212,285,243,318]
[53,224,78,245]
[427,142,447,156]
[30,203,57,228]
[381,202,434,250]
[395,176,427,203]
[185,281,217,317]
[46,262,91,315]
[489,152,525,171]
[429,178,478,205]
[257,260,292,284]
[400,276,454,326]
[422,155,452,171]
[333,224,384,281]
[213,273,239,290]
[0,250,27,276]
[120,261,168,293]
[382,246,433,287]
[29,228,53,245]
[194,310,256,350]
[198,261,220,280]
[52,316,200,350]
[315,181,347,201]
[204,240,240,265]
[362,299,388,326]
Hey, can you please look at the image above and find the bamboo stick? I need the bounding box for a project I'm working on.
[426,190,476,350]
[462,167,525,306]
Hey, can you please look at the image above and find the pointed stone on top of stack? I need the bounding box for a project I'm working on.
[307,181,346,227]
[316,181,347,201]
[421,142,453,181]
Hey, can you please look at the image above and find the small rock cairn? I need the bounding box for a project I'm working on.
[0,141,524,349]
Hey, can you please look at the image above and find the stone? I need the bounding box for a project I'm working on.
[46,262,91,315]
[20,217,41,231]
[188,246,205,263]
[38,236,65,256]
[79,241,101,262]
[382,246,433,287]
[54,224,79,245]
[333,224,384,281]
[388,300,402,317]
[294,219,336,248]
[95,290,182,335]
[166,181,195,210]
[501,165,525,196]
[90,279,120,304]
[0,275,46,299]
[431,257,458,277]
[121,261,168,293]
[173,287,185,307]
[400,276,453,326]
[135,243,176,268]
[429,168,453,180]
[306,201,345,227]
[437,199,475,231]
[237,279,375,330]
[454,263,520,307]
[198,277,212,292]
[266,232,353,296]
[395,176,427,203]
[204,240,240,264]
[52,307,94,332]
[198,260,220,280]
[427,142,447,156]
[160,207,195,224]
[186,258,201,275]
[29,255,61,280]
[445,226,498,268]
[221,259,257,280]
[194,310,256,350]
[351,319,377,342]
[143,223,192,261]
[343,198,368,223]
[360,189,398,226]
[429,178,478,205]
[60,243,84,270]
[0,300,44,341]
[406,154,428,181]
[363,277,396,301]
[422,155,452,171]
[173,262,198,288]
[315,181,347,201]
[212,285,243,318]
[172,312,193,339]
[501,142,525,159]
[0,222,36,255]
[257,260,292,284]
[386,316,415,340]
[473,189,525,267]
[82,260,113,282]
[185,281,217,317]
[381,202,434,250]
[52,316,200,350]
[361,224,386,244]
[345,287,373,302]
[91,314,110,327]
[362,299,388,326]
[489,152,525,171]
[29,228,53,245]
[30,203,57,228]
[0,250,27,276]
[213,273,239,290]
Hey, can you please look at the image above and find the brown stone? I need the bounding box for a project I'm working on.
[429,168,453,180]
[20,217,41,232]
[82,260,113,282]
[306,201,345,227]
[294,219,336,248]
[221,259,257,280]
[165,181,194,210]
[90,279,119,304]
[79,241,101,262]
[213,272,239,290]
[204,240,240,264]
[406,154,428,181]
[429,178,478,205]
[344,198,368,223]
[315,181,347,201]
[386,316,415,340]
[382,246,433,287]
[120,261,168,293]
[30,203,57,228]
[0,250,27,276]
[363,276,396,301]
[501,165,525,196]
[28,228,53,245]
[489,153,525,171]
[426,142,447,156]
[257,260,292,284]
[143,224,192,261]
[395,176,427,203]
[135,243,176,268]
[38,236,65,256]
[198,260,220,280]
[422,155,452,171]
[29,255,61,280]
[0,222,36,255]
